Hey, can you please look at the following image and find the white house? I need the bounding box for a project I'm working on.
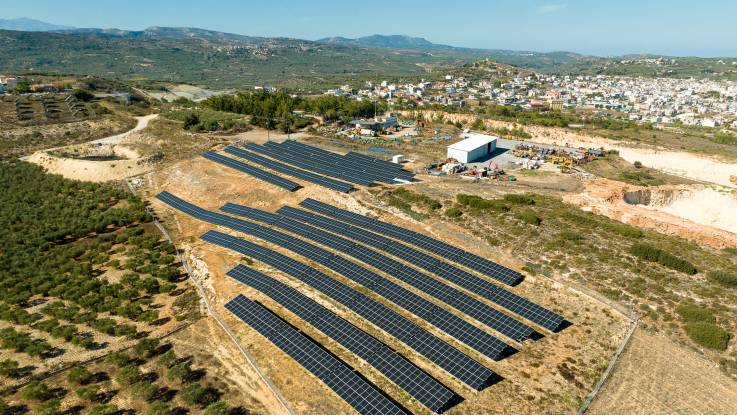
[447,133,498,163]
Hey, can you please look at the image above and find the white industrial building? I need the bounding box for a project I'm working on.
[446,133,498,163]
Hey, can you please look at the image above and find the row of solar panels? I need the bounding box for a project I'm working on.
[300,198,526,287]
[154,193,568,413]
[156,192,514,364]
[222,202,540,343]
[245,141,414,186]
[205,230,494,414]
[225,295,407,415]
[223,146,355,193]
[203,151,300,191]
[274,140,414,183]
[227,266,457,414]
[277,205,566,333]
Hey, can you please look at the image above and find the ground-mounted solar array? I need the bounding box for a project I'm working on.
[223,145,355,193]
[275,205,567,333]
[222,202,540,343]
[155,192,505,381]
[227,265,459,413]
[242,140,414,186]
[203,230,500,391]
[300,198,525,286]
[224,295,406,415]
[154,191,571,414]
[202,151,300,191]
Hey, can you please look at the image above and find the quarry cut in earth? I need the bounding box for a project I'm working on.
[565,179,737,249]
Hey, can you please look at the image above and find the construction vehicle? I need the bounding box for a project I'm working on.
[560,159,574,174]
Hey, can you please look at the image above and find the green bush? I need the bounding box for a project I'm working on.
[515,209,541,225]
[444,207,463,218]
[707,271,737,287]
[630,243,697,274]
[504,194,535,205]
[204,401,231,415]
[684,322,730,350]
[675,304,715,323]
[456,194,509,212]
[21,381,51,401]
[115,365,141,385]
[76,384,100,401]
[560,231,583,241]
[67,366,93,385]
[89,404,119,415]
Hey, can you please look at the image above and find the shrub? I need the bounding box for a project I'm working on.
[76,384,100,401]
[22,381,51,401]
[180,382,207,406]
[633,161,643,168]
[684,322,730,350]
[560,231,583,241]
[36,399,61,415]
[713,131,737,145]
[630,243,697,274]
[444,207,463,218]
[456,194,509,212]
[0,358,19,377]
[504,194,535,205]
[115,365,141,385]
[146,400,172,415]
[205,401,231,415]
[89,404,119,415]
[167,362,193,383]
[132,380,159,401]
[707,271,737,287]
[134,338,160,357]
[675,304,715,323]
[515,209,541,225]
[67,366,93,385]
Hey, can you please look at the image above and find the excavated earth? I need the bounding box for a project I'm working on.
[564,178,737,249]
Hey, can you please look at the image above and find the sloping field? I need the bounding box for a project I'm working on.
[589,328,737,415]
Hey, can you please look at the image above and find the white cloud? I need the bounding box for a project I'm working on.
[537,4,567,14]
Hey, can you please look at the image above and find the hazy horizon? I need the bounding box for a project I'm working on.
[1,0,736,57]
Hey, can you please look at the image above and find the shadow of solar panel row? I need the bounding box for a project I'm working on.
[227,265,458,413]
[276,141,414,183]
[220,203,525,352]
[223,146,354,193]
[244,142,376,186]
[277,206,566,333]
[300,198,524,286]
[224,295,406,415]
[202,151,300,191]
[203,230,499,391]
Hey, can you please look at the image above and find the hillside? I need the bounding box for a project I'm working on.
[0,29,487,90]
[2,26,736,91]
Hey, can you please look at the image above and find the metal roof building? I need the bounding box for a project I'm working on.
[447,133,498,163]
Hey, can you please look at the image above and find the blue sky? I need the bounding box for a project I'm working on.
[1,0,735,56]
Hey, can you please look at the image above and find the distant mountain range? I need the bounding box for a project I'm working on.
[0,17,74,32]
[0,18,734,88]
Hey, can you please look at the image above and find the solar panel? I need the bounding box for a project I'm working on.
[202,151,300,191]
[224,295,406,415]
[299,198,524,286]
[245,143,376,186]
[223,203,539,343]
[205,230,499,390]
[223,146,354,193]
[227,265,458,413]
[275,141,413,184]
[277,206,566,333]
